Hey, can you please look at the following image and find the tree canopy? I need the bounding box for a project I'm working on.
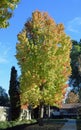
[16,11,72,108]
[69,39,81,102]
[70,40,81,91]
[65,91,79,103]
[0,0,20,28]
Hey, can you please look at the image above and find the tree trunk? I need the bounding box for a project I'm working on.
[48,105,50,118]
[40,104,44,118]
[38,102,44,126]
[38,84,44,126]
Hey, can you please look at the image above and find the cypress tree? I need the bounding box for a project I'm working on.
[9,66,21,120]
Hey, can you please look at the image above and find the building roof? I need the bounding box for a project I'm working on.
[61,103,81,109]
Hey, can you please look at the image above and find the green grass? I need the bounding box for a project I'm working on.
[0,121,11,129]
[0,119,37,129]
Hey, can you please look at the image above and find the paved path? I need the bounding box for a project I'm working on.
[61,119,77,130]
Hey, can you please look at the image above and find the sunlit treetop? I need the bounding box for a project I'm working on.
[0,0,20,28]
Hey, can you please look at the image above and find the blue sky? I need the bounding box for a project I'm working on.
[0,0,81,94]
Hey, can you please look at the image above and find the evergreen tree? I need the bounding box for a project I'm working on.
[70,40,81,91]
[9,66,20,120]
[69,39,81,102]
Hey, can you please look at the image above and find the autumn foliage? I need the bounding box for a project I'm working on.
[0,0,20,28]
[16,11,72,108]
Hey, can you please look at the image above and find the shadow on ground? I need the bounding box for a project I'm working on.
[76,119,81,130]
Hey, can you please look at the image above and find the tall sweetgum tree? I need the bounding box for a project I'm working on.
[16,11,72,118]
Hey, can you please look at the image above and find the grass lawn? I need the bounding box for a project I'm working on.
[0,119,67,130]
[0,119,37,130]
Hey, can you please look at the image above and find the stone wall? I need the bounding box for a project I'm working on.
[0,106,31,121]
[0,106,10,121]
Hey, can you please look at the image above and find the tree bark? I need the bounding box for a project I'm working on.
[48,105,50,118]
[38,102,44,126]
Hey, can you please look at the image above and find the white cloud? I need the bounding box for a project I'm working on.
[0,42,12,64]
[66,17,81,33]
[0,57,8,63]
[3,47,11,56]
